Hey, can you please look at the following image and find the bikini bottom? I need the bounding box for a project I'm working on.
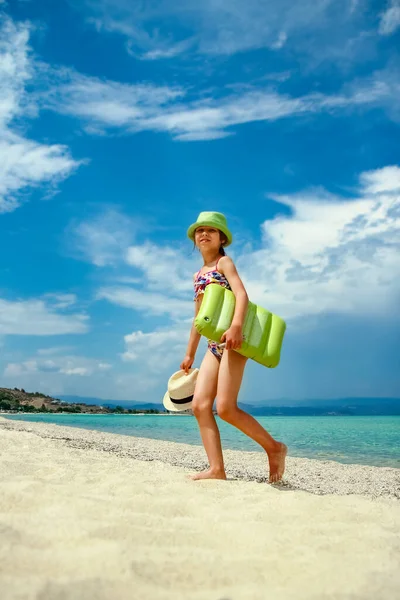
[207,340,225,360]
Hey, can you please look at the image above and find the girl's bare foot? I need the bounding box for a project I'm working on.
[190,468,227,481]
[268,442,287,483]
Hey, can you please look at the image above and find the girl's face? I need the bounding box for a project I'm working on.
[194,226,222,251]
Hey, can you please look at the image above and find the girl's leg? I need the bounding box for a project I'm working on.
[216,350,287,482]
[191,350,226,480]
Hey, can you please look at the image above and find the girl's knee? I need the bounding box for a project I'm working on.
[216,401,237,422]
[192,396,214,418]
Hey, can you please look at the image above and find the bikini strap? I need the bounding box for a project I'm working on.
[215,256,221,271]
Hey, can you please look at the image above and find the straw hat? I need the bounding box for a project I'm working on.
[187,211,233,247]
[162,368,199,412]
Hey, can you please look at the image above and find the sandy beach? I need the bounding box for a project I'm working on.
[0,416,399,600]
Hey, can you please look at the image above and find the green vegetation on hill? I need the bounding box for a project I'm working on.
[0,389,81,413]
[0,388,163,414]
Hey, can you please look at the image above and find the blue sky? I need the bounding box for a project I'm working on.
[1,0,399,404]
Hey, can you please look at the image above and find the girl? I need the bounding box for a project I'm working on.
[180,211,287,483]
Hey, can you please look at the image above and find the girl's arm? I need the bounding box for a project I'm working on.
[219,256,249,350]
[180,297,202,373]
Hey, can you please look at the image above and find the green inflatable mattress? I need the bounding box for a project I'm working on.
[194,283,286,368]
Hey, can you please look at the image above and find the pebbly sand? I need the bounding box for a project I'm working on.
[0,416,399,600]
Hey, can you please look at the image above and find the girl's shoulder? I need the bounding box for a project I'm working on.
[217,255,234,273]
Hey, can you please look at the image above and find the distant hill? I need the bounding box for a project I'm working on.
[0,388,164,414]
[0,387,60,411]
[59,395,400,416]
[239,398,400,416]
[59,395,166,412]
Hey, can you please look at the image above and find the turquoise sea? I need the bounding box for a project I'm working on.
[5,413,400,468]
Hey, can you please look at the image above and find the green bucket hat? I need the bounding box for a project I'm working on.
[187,211,233,247]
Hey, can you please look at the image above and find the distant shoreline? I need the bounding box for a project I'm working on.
[2,411,400,417]
[0,411,191,416]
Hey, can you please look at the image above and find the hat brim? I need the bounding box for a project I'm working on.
[187,220,232,246]
[163,391,193,413]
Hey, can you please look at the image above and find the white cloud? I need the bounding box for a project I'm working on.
[98,362,112,370]
[42,293,77,309]
[77,232,197,318]
[114,276,143,285]
[350,0,361,13]
[73,0,363,60]
[236,166,400,320]
[175,130,233,142]
[4,361,38,377]
[96,237,200,319]
[0,16,33,128]
[125,242,198,295]
[0,17,81,213]
[97,286,192,318]
[379,1,400,35]
[120,321,205,391]
[67,208,137,266]
[60,367,89,376]
[131,38,195,61]
[45,70,184,133]
[0,296,89,335]
[37,346,76,356]
[0,132,80,213]
[4,355,112,378]
[121,322,190,366]
[360,165,400,194]
[45,66,399,142]
[143,91,307,139]
[1,348,143,401]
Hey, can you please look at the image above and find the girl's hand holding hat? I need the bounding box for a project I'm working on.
[180,354,194,374]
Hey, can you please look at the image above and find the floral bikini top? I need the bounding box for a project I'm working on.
[193,257,232,301]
